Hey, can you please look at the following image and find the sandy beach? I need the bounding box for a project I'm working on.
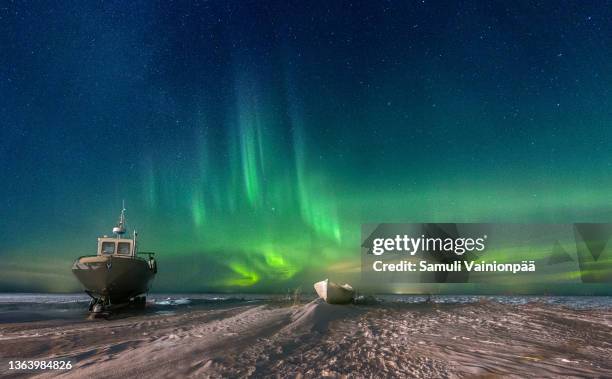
[0,297,611,378]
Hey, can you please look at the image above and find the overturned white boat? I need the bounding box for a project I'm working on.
[314,279,354,304]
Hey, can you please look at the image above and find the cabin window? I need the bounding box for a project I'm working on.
[118,242,131,255]
[101,242,115,255]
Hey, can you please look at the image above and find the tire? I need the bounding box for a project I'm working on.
[134,296,146,309]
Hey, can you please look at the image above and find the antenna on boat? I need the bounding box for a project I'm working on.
[113,200,127,237]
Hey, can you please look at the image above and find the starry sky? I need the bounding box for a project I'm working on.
[1,1,612,293]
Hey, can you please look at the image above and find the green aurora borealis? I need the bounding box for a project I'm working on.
[1,1,612,293]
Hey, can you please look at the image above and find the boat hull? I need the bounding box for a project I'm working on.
[72,255,155,304]
[314,279,354,304]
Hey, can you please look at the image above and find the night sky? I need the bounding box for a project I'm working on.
[1,1,612,293]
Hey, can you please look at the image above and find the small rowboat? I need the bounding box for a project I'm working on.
[314,279,354,304]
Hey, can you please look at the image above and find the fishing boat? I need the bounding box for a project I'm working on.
[314,279,354,304]
[72,203,157,314]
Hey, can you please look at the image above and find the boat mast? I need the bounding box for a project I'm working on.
[112,200,127,238]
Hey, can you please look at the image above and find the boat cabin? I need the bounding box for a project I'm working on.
[94,202,140,258]
[97,237,135,257]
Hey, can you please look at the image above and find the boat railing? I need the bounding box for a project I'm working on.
[138,251,156,258]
